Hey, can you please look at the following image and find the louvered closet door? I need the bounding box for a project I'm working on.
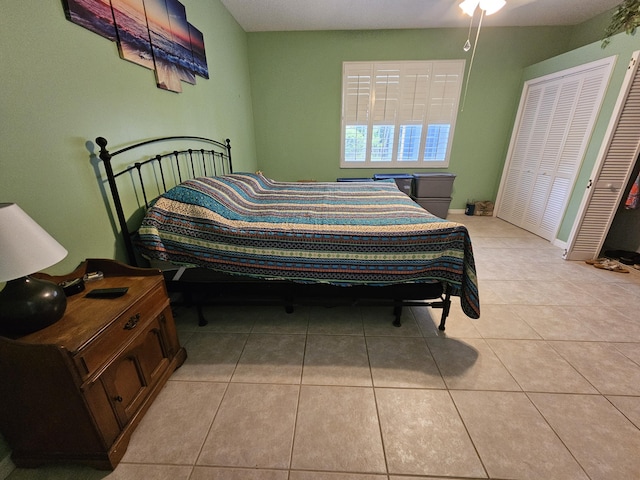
[564,52,640,261]
[498,84,550,226]
[497,57,615,241]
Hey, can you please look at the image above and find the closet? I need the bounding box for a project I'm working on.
[564,51,640,261]
[604,159,640,255]
[496,56,615,241]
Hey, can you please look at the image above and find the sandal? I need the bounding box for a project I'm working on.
[585,257,608,265]
[593,261,629,273]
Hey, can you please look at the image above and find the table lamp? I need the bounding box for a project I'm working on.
[0,203,68,335]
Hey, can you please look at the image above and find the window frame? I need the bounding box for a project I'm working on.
[340,60,465,169]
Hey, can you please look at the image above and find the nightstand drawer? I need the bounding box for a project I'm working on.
[77,284,168,378]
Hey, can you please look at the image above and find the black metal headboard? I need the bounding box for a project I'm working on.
[96,135,232,266]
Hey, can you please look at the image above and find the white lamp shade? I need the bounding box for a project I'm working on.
[459,0,480,16]
[480,0,506,15]
[0,203,68,282]
[461,0,505,16]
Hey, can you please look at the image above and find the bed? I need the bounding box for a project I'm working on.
[95,135,480,330]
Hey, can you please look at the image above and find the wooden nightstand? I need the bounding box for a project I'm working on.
[0,259,187,470]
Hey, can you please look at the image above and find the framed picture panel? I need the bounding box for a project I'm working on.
[62,0,208,93]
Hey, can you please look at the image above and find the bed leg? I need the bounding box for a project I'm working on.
[438,288,452,331]
[285,298,294,314]
[197,303,208,327]
[392,304,402,327]
[181,290,208,327]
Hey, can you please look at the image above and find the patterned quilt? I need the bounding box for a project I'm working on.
[137,173,480,318]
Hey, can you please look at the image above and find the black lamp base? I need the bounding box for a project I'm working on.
[0,276,67,336]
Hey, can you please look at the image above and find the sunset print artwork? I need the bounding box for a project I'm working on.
[62,0,117,41]
[62,0,209,93]
[112,0,155,71]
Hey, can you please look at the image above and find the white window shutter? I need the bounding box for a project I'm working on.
[343,64,373,125]
[372,64,400,124]
[341,60,464,168]
[428,61,464,125]
[398,62,431,124]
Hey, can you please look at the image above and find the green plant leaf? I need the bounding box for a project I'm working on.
[602,0,640,48]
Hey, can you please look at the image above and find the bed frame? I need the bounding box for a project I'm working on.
[96,135,452,330]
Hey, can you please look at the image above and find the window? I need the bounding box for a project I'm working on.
[341,60,465,168]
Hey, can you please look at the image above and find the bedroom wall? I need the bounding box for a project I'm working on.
[247,26,585,209]
[0,0,257,276]
[565,7,616,51]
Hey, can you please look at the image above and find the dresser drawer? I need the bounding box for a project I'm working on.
[76,285,168,378]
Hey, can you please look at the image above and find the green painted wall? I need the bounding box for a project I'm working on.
[566,7,616,50]
[247,27,575,208]
[1,0,257,275]
[521,32,640,243]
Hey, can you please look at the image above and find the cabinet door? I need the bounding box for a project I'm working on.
[138,313,171,385]
[101,316,170,426]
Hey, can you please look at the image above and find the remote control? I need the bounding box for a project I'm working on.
[85,287,129,298]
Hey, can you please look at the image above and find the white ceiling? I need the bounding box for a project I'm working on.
[220,0,620,32]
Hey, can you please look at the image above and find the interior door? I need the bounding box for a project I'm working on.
[496,57,616,241]
[498,84,552,227]
[564,52,640,260]
[521,80,575,237]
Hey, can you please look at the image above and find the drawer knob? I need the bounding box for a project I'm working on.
[124,314,140,330]
[114,396,123,402]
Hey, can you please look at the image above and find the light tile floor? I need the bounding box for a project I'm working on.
[6,215,640,480]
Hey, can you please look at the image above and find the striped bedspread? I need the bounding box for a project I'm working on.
[137,173,480,318]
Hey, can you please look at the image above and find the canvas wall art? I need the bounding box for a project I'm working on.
[62,0,117,41]
[62,0,209,93]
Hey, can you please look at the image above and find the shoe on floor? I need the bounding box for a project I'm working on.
[585,257,608,265]
[593,260,629,273]
[604,250,640,264]
[620,253,640,265]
